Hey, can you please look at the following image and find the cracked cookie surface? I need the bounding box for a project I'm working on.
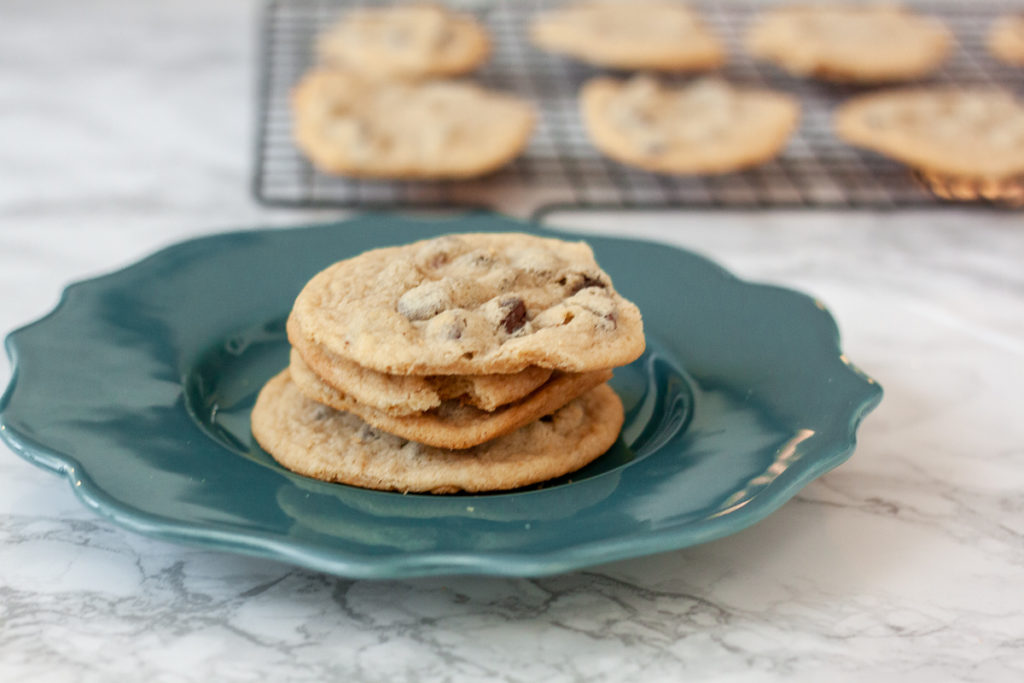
[251,371,624,494]
[581,76,799,174]
[289,233,645,375]
[292,70,534,179]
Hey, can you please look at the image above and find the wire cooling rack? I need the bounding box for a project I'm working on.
[253,1,1024,215]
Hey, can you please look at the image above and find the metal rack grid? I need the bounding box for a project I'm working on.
[253,1,1024,215]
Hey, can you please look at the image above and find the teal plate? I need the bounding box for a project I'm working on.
[0,213,881,578]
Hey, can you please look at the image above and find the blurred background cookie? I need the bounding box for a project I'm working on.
[291,70,534,179]
[581,76,799,174]
[988,15,1024,65]
[746,4,951,82]
[317,3,490,79]
[529,0,724,71]
[835,87,1024,200]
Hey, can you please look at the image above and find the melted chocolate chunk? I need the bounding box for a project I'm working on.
[499,297,527,333]
[578,274,607,291]
[443,318,465,340]
[562,271,608,295]
[357,423,381,442]
[397,281,450,321]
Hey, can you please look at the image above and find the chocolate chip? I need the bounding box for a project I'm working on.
[440,316,465,340]
[357,424,381,442]
[417,235,465,271]
[499,297,527,333]
[539,415,554,423]
[426,311,467,343]
[564,271,607,295]
[397,281,451,321]
[311,405,333,421]
[455,249,496,270]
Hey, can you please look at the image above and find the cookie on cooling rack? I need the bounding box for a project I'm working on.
[291,70,534,179]
[529,0,724,71]
[316,4,490,80]
[834,87,1024,198]
[988,15,1024,65]
[251,371,624,494]
[288,233,645,376]
[580,76,799,174]
[745,4,951,82]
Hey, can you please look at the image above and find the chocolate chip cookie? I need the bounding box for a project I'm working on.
[288,233,645,375]
[581,76,799,174]
[289,349,612,449]
[289,316,553,415]
[746,4,951,82]
[252,371,624,494]
[292,70,534,179]
[988,15,1024,65]
[529,0,724,71]
[317,4,490,80]
[834,87,1024,182]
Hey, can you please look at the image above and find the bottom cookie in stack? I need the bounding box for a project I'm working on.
[251,370,623,494]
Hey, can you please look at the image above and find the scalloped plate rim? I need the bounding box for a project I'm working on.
[0,214,883,578]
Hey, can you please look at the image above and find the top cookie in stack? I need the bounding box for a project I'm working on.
[289,233,644,375]
[253,233,645,494]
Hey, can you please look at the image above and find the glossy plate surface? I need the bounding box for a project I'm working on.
[0,214,881,578]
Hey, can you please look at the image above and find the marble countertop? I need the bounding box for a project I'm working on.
[2,1,1023,680]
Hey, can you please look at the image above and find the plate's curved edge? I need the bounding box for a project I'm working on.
[0,212,884,578]
[0,395,879,581]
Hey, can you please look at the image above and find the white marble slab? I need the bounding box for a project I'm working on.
[2,1,1023,681]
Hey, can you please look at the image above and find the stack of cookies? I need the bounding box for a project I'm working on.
[252,233,645,494]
